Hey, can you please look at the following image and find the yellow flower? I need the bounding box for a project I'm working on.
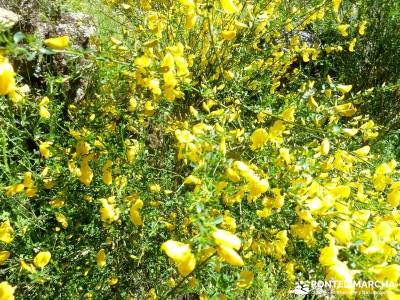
[352,210,370,226]
[343,128,358,137]
[334,102,357,116]
[0,57,15,96]
[161,52,174,71]
[337,84,352,94]
[248,177,269,200]
[184,175,202,185]
[39,105,50,119]
[149,184,161,193]
[0,281,16,300]
[250,128,268,150]
[212,229,241,250]
[39,141,52,158]
[161,240,191,262]
[178,0,195,8]
[144,101,155,116]
[20,260,36,273]
[332,0,342,13]
[334,221,352,245]
[33,251,51,268]
[337,24,350,37]
[279,148,291,164]
[326,262,354,296]
[319,243,339,266]
[353,145,370,157]
[55,213,68,229]
[134,55,152,68]
[216,245,244,266]
[22,172,33,189]
[358,21,367,35]
[388,189,400,208]
[96,249,106,267]
[348,38,357,52]
[147,79,161,95]
[219,137,226,155]
[236,271,254,288]
[79,156,93,186]
[320,138,330,155]
[0,221,13,244]
[76,140,91,156]
[280,107,295,122]
[129,207,143,226]
[0,251,10,265]
[221,30,236,41]
[372,264,400,282]
[220,0,240,14]
[274,230,289,258]
[108,276,118,286]
[99,197,119,223]
[128,97,137,111]
[225,168,240,182]
[102,160,113,185]
[44,36,69,50]
[176,253,196,275]
[268,120,285,145]
[185,12,197,29]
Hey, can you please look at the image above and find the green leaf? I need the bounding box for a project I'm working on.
[13,32,25,44]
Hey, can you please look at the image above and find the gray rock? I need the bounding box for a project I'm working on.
[1,2,97,103]
[37,12,96,50]
[0,7,20,28]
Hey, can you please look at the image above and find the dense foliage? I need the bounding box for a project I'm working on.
[0,0,399,299]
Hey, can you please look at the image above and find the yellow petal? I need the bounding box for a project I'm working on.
[334,221,352,244]
[177,253,196,275]
[320,138,330,155]
[332,0,342,13]
[0,58,15,96]
[221,30,236,41]
[319,244,338,266]
[0,220,14,244]
[337,84,352,94]
[220,0,240,14]
[236,271,254,288]
[216,245,244,266]
[213,229,241,250]
[55,213,68,229]
[44,36,70,50]
[0,281,16,300]
[178,0,195,8]
[353,145,370,157]
[96,249,106,267]
[33,251,51,268]
[250,128,268,150]
[348,38,357,52]
[161,240,191,263]
[280,107,295,122]
[0,251,10,265]
[337,24,349,37]
[129,208,143,226]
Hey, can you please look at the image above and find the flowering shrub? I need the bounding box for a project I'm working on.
[0,0,399,299]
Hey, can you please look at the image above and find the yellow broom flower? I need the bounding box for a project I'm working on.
[220,0,240,14]
[0,281,16,300]
[44,36,70,50]
[33,251,51,268]
[0,57,15,96]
